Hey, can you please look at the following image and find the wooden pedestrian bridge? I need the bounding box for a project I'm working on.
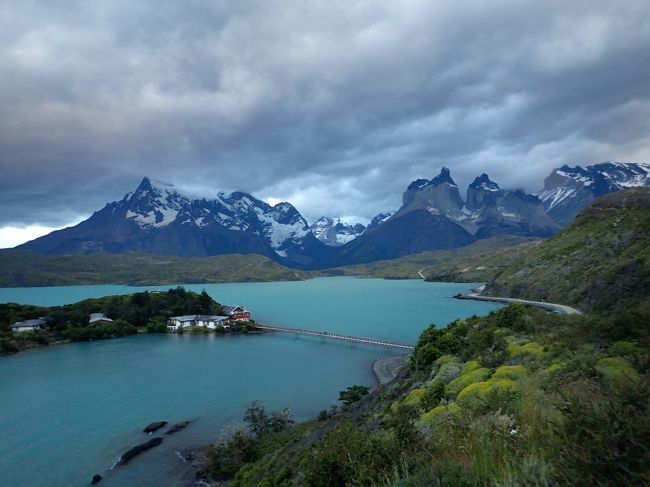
[254,324,415,351]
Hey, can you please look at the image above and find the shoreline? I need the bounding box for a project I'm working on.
[372,354,410,385]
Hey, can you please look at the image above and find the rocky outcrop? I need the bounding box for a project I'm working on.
[116,437,164,467]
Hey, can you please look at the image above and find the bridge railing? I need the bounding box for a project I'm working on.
[254,324,415,350]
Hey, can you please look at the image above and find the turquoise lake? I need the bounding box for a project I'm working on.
[0,278,501,486]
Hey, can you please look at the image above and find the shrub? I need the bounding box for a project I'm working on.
[594,357,640,385]
[456,379,518,409]
[403,388,427,408]
[507,341,545,358]
[446,367,492,398]
[431,361,463,385]
[460,360,482,375]
[492,365,529,381]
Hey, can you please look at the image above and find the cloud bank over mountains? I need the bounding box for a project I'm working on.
[1,0,650,233]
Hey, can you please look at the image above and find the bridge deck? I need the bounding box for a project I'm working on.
[254,325,415,350]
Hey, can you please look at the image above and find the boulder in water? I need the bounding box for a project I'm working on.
[91,473,103,484]
[143,421,167,433]
[116,437,163,466]
[166,421,190,435]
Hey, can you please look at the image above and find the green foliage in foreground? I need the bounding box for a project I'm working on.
[0,250,313,287]
[200,303,650,486]
[0,287,220,353]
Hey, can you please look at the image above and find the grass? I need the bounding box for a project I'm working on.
[0,250,314,286]
[323,235,541,281]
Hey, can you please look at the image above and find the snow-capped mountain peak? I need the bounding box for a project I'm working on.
[124,177,188,229]
[407,166,458,191]
[538,161,650,225]
[469,173,501,192]
[309,216,366,246]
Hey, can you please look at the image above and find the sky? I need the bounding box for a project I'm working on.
[1,0,650,247]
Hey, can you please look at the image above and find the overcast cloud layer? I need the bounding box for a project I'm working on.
[2,0,650,235]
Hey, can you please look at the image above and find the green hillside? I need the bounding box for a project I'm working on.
[197,304,650,487]
[194,189,650,487]
[487,188,650,312]
[0,251,313,287]
[327,235,541,282]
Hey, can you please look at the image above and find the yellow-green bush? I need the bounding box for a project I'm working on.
[446,367,492,397]
[507,341,545,358]
[403,388,427,407]
[461,360,482,375]
[492,365,529,381]
[542,362,565,377]
[420,402,461,425]
[420,405,447,424]
[595,357,640,384]
[456,379,518,408]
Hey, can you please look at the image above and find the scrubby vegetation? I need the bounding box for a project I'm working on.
[0,287,220,354]
[199,303,650,486]
[488,188,650,311]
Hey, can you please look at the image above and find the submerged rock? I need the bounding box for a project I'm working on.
[143,421,168,433]
[91,473,102,484]
[166,421,190,435]
[116,437,164,466]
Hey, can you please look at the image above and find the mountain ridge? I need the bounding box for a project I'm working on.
[16,162,650,270]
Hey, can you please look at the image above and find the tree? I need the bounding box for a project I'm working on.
[244,401,270,437]
[244,401,293,437]
[338,385,370,406]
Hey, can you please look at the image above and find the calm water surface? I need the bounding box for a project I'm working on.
[0,278,500,486]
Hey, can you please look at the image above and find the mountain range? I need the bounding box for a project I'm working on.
[537,161,650,225]
[17,162,650,269]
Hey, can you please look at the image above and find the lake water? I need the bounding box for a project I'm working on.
[0,278,501,486]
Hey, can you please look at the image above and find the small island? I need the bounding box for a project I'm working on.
[0,287,255,355]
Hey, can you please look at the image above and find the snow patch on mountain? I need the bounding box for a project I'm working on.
[255,206,309,250]
[309,216,366,246]
[537,187,578,210]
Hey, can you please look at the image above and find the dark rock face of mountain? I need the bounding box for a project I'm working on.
[466,173,502,211]
[400,167,465,218]
[473,190,560,239]
[19,178,336,269]
[537,162,650,225]
[328,168,559,266]
[366,212,394,232]
[332,209,475,266]
[309,217,366,246]
[465,174,560,239]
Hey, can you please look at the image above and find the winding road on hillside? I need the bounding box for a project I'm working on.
[455,291,583,315]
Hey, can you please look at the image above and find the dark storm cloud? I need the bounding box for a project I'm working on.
[1,0,650,227]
